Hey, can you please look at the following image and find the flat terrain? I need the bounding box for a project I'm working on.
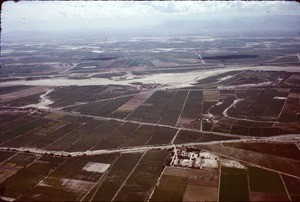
[0,35,300,201]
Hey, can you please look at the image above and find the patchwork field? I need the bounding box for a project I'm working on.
[0,69,300,201]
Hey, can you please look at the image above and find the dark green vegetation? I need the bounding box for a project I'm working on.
[0,156,64,199]
[282,175,300,201]
[4,92,45,107]
[0,86,31,95]
[248,166,290,201]
[224,142,300,161]
[219,167,249,201]
[114,150,169,201]
[49,85,138,108]
[90,153,143,201]
[183,91,203,117]
[150,175,188,202]
[174,130,238,144]
[249,166,286,194]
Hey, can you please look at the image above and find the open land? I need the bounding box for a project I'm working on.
[0,35,300,201]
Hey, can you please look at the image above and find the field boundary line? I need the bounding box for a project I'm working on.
[147,166,167,201]
[83,154,120,202]
[111,151,146,201]
[223,98,275,124]
[175,90,190,127]
[15,158,67,201]
[89,122,125,151]
[0,151,21,166]
[171,129,180,145]
[0,117,41,146]
[200,148,300,180]
[275,90,290,127]
[157,91,177,124]
[246,167,251,201]
[217,162,222,202]
[12,156,42,200]
[117,124,142,149]
[42,123,85,150]
[280,173,292,202]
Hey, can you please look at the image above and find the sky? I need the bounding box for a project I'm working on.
[2,1,300,34]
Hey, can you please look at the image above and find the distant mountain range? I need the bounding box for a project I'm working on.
[154,15,300,35]
[3,15,300,39]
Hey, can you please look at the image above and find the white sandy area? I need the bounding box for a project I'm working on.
[24,89,54,109]
[265,134,300,143]
[221,159,246,169]
[273,96,287,100]
[218,81,273,89]
[218,75,234,82]
[81,66,97,69]
[1,66,300,89]
[0,196,15,202]
[83,162,110,173]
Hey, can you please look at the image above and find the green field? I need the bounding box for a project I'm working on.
[150,175,188,201]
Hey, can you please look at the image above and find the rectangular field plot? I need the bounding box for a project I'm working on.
[150,175,188,201]
[262,98,285,118]
[126,90,185,125]
[151,167,219,202]
[0,115,38,141]
[282,175,300,201]
[173,130,202,144]
[0,151,15,163]
[219,167,249,201]
[18,154,118,201]
[203,90,219,102]
[247,90,277,117]
[48,86,107,108]
[1,118,53,147]
[49,154,117,182]
[91,122,140,150]
[120,125,157,148]
[180,91,203,119]
[75,100,110,115]
[0,152,34,184]
[224,142,300,161]
[200,144,300,177]
[0,112,25,126]
[92,96,134,117]
[45,130,88,151]
[229,124,250,136]
[146,127,177,145]
[114,91,155,113]
[141,91,177,124]
[279,97,300,122]
[174,130,238,144]
[0,156,64,200]
[198,133,238,142]
[89,153,143,201]
[66,120,122,152]
[28,122,83,149]
[125,105,151,122]
[83,162,110,173]
[114,150,169,201]
[248,166,290,201]
[158,91,188,126]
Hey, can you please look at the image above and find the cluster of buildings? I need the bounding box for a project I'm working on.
[169,147,219,170]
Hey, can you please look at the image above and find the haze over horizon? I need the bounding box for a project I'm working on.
[2,1,300,38]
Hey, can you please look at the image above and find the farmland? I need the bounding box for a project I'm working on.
[1,33,300,201]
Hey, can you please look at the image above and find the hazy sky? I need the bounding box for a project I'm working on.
[2,1,300,33]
